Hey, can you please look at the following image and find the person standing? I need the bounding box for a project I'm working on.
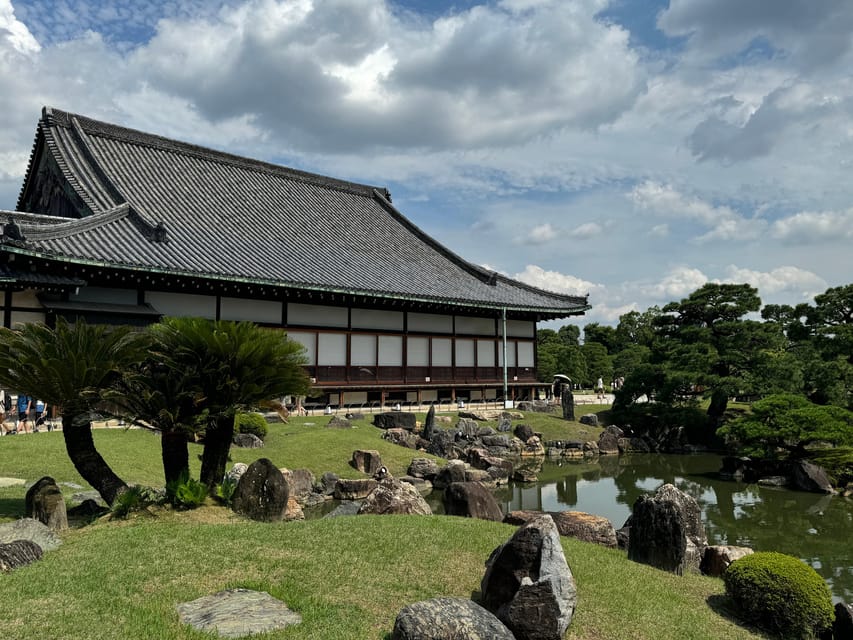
[17,394,32,434]
[596,377,604,401]
[34,399,48,432]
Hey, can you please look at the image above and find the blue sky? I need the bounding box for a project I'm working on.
[2,0,851,328]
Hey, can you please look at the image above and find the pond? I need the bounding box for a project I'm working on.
[491,453,853,604]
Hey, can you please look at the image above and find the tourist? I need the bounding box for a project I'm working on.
[33,399,48,432]
[17,393,32,434]
[596,377,604,401]
[0,389,9,435]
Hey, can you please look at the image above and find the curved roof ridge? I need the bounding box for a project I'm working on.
[12,203,132,240]
[44,106,386,199]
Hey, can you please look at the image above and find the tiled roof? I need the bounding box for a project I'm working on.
[7,107,589,317]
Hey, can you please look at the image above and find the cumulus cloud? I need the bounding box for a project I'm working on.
[513,264,599,297]
[722,265,826,299]
[629,181,766,242]
[640,266,708,300]
[0,0,39,54]
[770,208,853,243]
[523,223,559,245]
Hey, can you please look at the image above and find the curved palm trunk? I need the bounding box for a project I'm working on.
[161,430,190,487]
[199,415,234,490]
[62,415,128,506]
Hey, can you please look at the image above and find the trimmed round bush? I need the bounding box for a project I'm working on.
[724,551,833,638]
[235,412,268,441]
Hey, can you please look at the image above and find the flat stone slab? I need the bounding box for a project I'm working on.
[0,477,26,488]
[176,588,301,638]
[0,518,62,551]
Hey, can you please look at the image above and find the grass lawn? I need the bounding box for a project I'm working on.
[0,410,767,639]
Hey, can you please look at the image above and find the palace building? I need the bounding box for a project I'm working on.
[0,107,589,409]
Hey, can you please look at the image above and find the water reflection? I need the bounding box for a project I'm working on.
[497,454,853,603]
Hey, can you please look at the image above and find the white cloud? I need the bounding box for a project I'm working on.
[513,264,599,297]
[640,266,708,300]
[523,223,559,245]
[649,223,669,237]
[771,208,853,243]
[722,265,827,299]
[569,222,602,239]
[0,0,40,55]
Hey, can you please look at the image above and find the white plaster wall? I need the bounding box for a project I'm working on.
[455,338,475,366]
[518,341,535,367]
[378,335,403,366]
[318,333,347,365]
[455,315,495,336]
[287,331,316,365]
[408,312,452,333]
[408,336,429,366]
[477,340,496,366]
[288,303,348,328]
[220,297,282,323]
[432,337,452,366]
[351,308,403,331]
[351,334,377,366]
[146,291,216,319]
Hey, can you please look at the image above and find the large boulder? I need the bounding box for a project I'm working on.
[481,514,577,640]
[225,463,248,484]
[422,405,436,441]
[597,431,619,455]
[426,429,458,459]
[627,483,708,575]
[232,458,289,522]
[391,597,515,640]
[579,414,599,427]
[351,450,383,475]
[0,540,43,572]
[700,545,754,577]
[408,458,441,480]
[357,478,432,516]
[834,602,853,640]
[334,478,378,500]
[232,432,264,448]
[791,460,834,494]
[0,518,62,551]
[443,482,503,521]
[25,476,68,532]
[514,424,535,442]
[432,460,468,490]
[280,468,316,504]
[374,412,417,430]
[383,428,420,449]
[327,415,352,429]
[504,510,617,548]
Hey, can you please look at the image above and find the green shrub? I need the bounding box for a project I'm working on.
[215,476,238,507]
[111,485,151,518]
[724,551,833,638]
[235,412,268,440]
[166,473,209,510]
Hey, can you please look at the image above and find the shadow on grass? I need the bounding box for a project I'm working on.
[0,496,25,520]
[706,594,770,638]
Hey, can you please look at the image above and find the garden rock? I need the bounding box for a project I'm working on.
[0,540,43,572]
[579,414,599,427]
[232,432,264,448]
[327,415,352,429]
[176,588,301,638]
[408,458,440,480]
[319,472,339,495]
[281,468,315,504]
[497,416,512,433]
[25,476,68,532]
[628,483,707,574]
[504,510,617,548]
[456,418,480,438]
[225,463,248,484]
[465,469,495,485]
[357,478,432,516]
[459,409,503,421]
[834,602,853,639]
[324,500,361,518]
[426,429,458,459]
[516,400,556,414]
[481,514,577,640]
[700,545,754,577]
[351,449,383,475]
[344,412,364,421]
[514,424,535,442]
[284,496,305,521]
[334,478,378,500]
[383,428,419,449]
[232,458,289,522]
[597,432,620,455]
[0,517,62,551]
[791,460,834,494]
[443,482,503,521]
[374,412,417,430]
[391,597,515,640]
[422,405,436,440]
[521,436,545,457]
[561,393,575,421]
[432,460,468,490]
[582,441,599,456]
[400,476,432,494]
[67,499,108,521]
[513,468,538,483]
[618,437,650,454]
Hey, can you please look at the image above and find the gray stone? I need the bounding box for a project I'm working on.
[597,431,619,455]
[579,414,599,427]
[456,418,480,438]
[513,468,539,483]
[432,460,469,490]
[232,459,289,522]
[391,597,515,640]
[514,424,535,442]
[481,514,576,640]
[425,429,458,459]
[0,540,43,572]
[323,500,362,518]
[0,518,62,551]
[443,482,503,521]
[383,427,420,449]
[834,602,853,640]
[481,434,511,448]
[515,401,557,414]
[618,437,650,454]
[327,415,352,429]
[351,449,383,475]
[504,510,617,549]
[700,545,754,577]
[459,410,504,421]
[374,412,417,430]
[465,469,495,486]
[791,460,834,494]
[176,588,301,638]
[497,417,512,432]
[407,458,440,479]
[344,412,365,421]
[422,405,436,441]
[70,490,106,506]
[357,478,432,516]
[399,476,433,495]
[561,392,575,421]
[232,432,264,448]
[25,476,68,532]
[758,476,788,487]
[627,483,707,575]
[521,435,545,457]
[334,478,378,500]
[225,463,248,484]
[281,468,316,504]
[67,499,108,521]
[319,472,339,495]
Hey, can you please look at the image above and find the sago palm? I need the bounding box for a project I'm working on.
[0,319,147,505]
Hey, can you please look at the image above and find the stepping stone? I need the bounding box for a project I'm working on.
[176,588,301,638]
[0,477,25,488]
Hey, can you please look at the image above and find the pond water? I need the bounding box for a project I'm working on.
[490,454,853,604]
